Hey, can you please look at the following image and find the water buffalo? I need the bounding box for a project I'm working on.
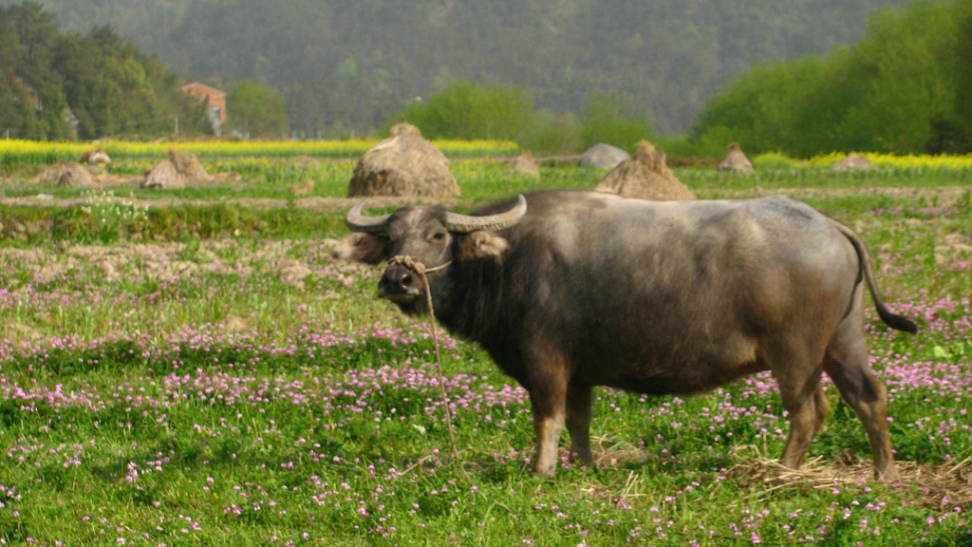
[343,190,917,479]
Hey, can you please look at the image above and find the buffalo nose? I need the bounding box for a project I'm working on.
[379,265,417,295]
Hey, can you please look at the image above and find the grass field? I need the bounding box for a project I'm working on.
[0,154,970,545]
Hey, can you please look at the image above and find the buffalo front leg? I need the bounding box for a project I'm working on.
[525,353,569,478]
[565,383,595,467]
[530,395,565,478]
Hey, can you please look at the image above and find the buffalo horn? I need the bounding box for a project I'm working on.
[444,194,528,233]
[345,200,391,234]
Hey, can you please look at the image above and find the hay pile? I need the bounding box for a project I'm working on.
[718,142,753,173]
[141,161,185,189]
[79,148,111,166]
[594,141,695,200]
[507,151,540,178]
[348,123,459,198]
[38,162,97,188]
[58,163,97,187]
[140,149,211,190]
[578,143,629,169]
[168,148,211,183]
[728,445,972,511]
[830,153,873,171]
[35,162,70,185]
[288,178,315,196]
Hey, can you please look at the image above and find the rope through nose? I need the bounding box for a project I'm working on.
[385,255,458,459]
[386,255,453,274]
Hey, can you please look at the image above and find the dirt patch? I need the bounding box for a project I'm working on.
[0,239,372,287]
[696,185,971,205]
[0,194,467,214]
[0,185,965,215]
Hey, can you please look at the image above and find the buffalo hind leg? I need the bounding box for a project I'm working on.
[823,353,897,481]
[565,383,595,468]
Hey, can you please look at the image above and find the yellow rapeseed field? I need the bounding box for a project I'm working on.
[807,151,972,170]
[0,138,521,166]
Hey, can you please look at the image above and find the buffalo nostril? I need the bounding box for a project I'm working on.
[400,273,412,288]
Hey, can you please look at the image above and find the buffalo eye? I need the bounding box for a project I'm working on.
[430,230,447,242]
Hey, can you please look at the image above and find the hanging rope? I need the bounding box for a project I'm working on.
[385,255,459,459]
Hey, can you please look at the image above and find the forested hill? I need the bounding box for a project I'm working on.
[3,0,906,136]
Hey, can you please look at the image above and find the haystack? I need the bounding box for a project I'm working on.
[35,162,70,185]
[578,143,629,169]
[55,162,97,188]
[830,153,873,171]
[718,142,753,173]
[288,178,315,196]
[507,151,540,178]
[79,148,111,166]
[140,161,186,189]
[348,123,459,198]
[168,148,211,183]
[594,141,695,201]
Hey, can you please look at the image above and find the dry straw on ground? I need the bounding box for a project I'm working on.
[543,438,971,519]
[594,141,695,200]
[348,123,459,198]
[728,445,971,511]
[718,142,754,173]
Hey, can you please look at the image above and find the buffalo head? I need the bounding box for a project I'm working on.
[343,195,527,313]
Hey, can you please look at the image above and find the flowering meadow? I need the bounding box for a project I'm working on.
[0,159,970,545]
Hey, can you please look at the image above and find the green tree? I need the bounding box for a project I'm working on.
[390,80,534,140]
[692,0,971,156]
[0,1,69,138]
[226,80,289,138]
[928,0,972,152]
[578,92,653,152]
[0,2,210,139]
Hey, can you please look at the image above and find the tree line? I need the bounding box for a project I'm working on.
[6,0,907,137]
[0,1,210,140]
[2,0,968,157]
[690,0,972,156]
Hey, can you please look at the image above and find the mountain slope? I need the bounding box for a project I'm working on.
[7,0,908,134]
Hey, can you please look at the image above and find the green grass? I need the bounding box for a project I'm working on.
[0,158,970,545]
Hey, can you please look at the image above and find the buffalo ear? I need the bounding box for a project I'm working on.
[333,233,387,264]
[457,231,510,262]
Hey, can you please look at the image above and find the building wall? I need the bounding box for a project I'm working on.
[181,83,227,123]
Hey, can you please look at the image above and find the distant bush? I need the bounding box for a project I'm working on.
[390,80,534,142]
[516,109,582,156]
[389,83,655,156]
[577,92,654,153]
